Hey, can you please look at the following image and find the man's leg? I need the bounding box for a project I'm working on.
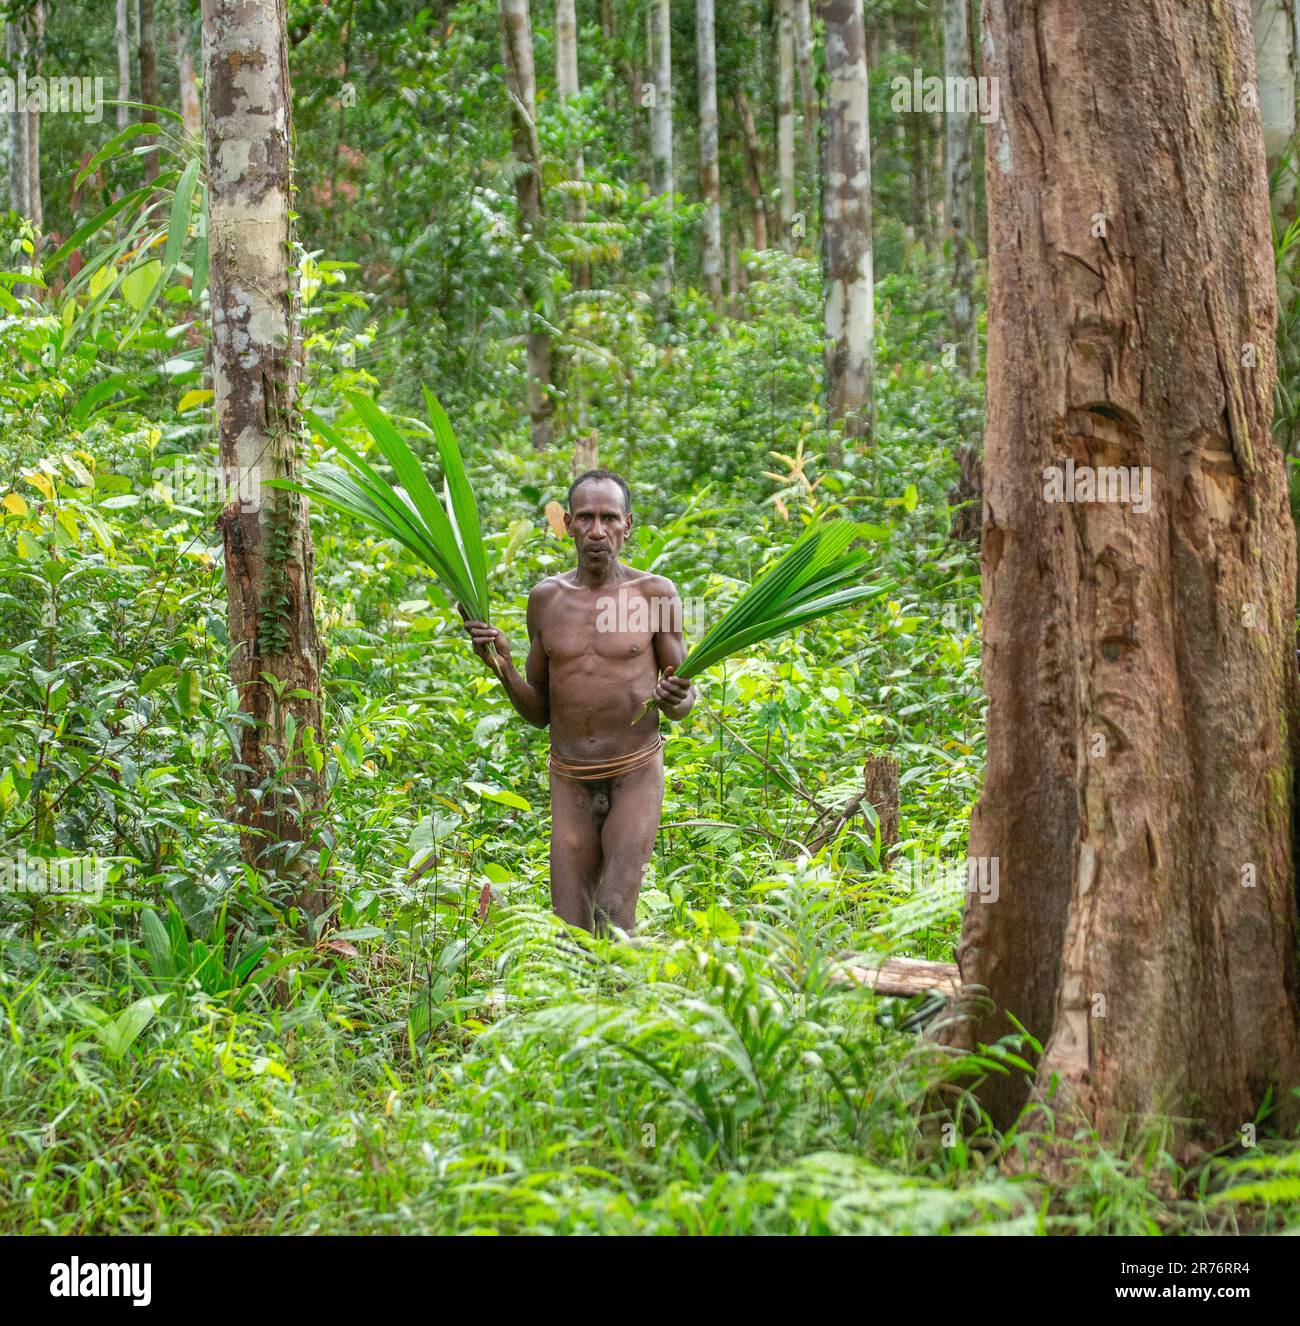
[549,774,610,931]
[594,753,664,934]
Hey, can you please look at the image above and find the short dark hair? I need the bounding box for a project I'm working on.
[567,469,631,514]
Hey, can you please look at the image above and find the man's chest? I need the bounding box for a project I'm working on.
[540,589,659,666]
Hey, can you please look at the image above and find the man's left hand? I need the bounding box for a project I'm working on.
[653,666,692,714]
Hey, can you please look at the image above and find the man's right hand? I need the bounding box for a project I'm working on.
[462,618,511,677]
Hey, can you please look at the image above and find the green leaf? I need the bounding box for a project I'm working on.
[176,670,200,717]
[465,782,531,811]
[96,994,169,1061]
[122,260,164,311]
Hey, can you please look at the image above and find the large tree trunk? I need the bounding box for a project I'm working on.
[139,0,159,181]
[500,0,554,449]
[202,0,327,918]
[648,0,674,319]
[817,0,874,453]
[957,0,1300,1147]
[734,86,769,251]
[696,0,722,313]
[777,0,797,249]
[943,0,977,374]
[116,0,132,131]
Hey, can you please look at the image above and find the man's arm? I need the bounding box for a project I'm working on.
[462,586,550,728]
[650,577,695,722]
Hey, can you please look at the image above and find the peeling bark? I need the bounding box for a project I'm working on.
[202,0,327,916]
[958,0,1300,1146]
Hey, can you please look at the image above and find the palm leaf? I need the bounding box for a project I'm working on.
[268,392,491,624]
[635,519,883,720]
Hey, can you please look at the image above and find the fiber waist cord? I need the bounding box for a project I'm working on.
[548,734,664,782]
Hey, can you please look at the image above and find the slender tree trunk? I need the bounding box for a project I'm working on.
[697,0,722,312]
[943,0,976,374]
[7,21,29,220]
[177,18,201,139]
[139,0,160,181]
[727,221,747,316]
[556,0,588,289]
[777,0,797,249]
[202,0,328,917]
[956,0,1300,1147]
[25,2,41,235]
[116,0,132,131]
[648,0,674,318]
[817,0,874,452]
[794,0,816,161]
[734,87,769,251]
[598,0,618,115]
[500,0,554,449]
[1254,0,1298,209]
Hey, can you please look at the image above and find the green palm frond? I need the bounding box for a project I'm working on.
[637,518,884,720]
[269,391,491,624]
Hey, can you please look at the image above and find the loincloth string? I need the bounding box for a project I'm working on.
[548,734,664,782]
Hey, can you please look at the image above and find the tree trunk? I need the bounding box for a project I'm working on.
[943,0,977,375]
[648,0,674,319]
[1253,0,1298,209]
[598,0,618,115]
[794,0,816,164]
[500,0,554,449]
[817,0,874,452]
[555,0,588,289]
[734,87,769,251]
[202,0,328,918]
[696,0,722,313]
[139,0,159,181]
[957,0,1300,1147]
[25,2,42,235]
[777,0,797,249]
[7,21,29,221]
[177,18,201,139]
[116,0,132,131]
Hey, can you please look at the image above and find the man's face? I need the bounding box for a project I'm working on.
[565,478,631,567]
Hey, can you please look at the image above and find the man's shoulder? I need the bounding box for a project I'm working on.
[631,570,680,599]
[528,574,569,606]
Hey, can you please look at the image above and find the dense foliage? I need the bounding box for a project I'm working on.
[0,0,1296,1235]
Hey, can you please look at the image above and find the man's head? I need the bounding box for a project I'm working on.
[565,469,632,567]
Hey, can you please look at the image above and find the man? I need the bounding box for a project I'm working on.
[462,470,694,934]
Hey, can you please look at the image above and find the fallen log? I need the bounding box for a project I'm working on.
[834,954,960,999]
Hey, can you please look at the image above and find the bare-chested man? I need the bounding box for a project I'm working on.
[461,470,694,935]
